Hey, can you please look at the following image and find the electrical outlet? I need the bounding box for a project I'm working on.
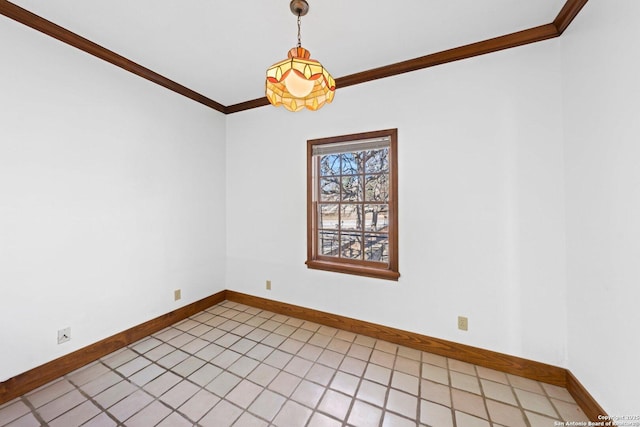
[266,280,271,290]
[458,316,468,331]
[174,289,181,301]
[58,327,71,344]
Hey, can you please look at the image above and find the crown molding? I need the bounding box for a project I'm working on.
[0,0,226,113]
[554,0,589,34]
[227,23,559,114]
[2,0,588,115]
[337,24,558,89]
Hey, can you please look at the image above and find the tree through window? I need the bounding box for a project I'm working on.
[307,129,399,280]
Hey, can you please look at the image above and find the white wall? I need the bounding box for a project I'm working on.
[6,1,635,414]
[226,40,568,367]
[0,17,226,381]
[562,1,640,414]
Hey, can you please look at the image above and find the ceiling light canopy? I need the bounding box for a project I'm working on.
[266,0,336,112]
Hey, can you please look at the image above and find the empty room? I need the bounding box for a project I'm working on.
[1,0,638,425]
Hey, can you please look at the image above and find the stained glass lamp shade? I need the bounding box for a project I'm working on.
[266,47,335,112]
[265,0,335,112]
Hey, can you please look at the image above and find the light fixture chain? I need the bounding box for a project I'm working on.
[297,13,302,47]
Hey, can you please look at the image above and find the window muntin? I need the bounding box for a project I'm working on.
[307,129,399,280]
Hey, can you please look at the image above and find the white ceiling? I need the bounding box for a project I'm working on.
[12,0,567,107]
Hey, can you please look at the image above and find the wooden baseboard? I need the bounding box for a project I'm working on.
[566,370,608,421]
[225,290,608,421]
[0,290,227,405]
[0,288,608,421]
[225,291,566,385]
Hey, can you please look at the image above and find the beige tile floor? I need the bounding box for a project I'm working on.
[0,300,590,426]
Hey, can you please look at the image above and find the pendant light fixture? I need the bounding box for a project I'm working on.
[266,0,336,112]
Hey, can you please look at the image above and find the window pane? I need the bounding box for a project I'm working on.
[365,174,389,202]
[320,178,340,201]
[320,154,340,177]
[319,231,339,257]
[341,175,362,201]
[364,233,389,263]
[319,204,339,230]
[340,204,362,231]
[340,152,362,175]
[341,232,362,260]
[365,148,389,173]
[364,205,389,231]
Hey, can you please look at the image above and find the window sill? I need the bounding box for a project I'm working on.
[306,259,400,281]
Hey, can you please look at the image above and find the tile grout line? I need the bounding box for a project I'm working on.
[102,318,224,425]
[18,395,46,426]
[416,354,423,427]
[475,363,493,426]
[187,304,337,426]
[68,364,124,427]
[96,353,174,426]
[193,303,274,426]
[2,300,589,427]
[447,358,458,427]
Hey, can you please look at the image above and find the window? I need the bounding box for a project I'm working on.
[306,129,399,280]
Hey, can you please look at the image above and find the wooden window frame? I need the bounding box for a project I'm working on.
[306,129,399,281]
